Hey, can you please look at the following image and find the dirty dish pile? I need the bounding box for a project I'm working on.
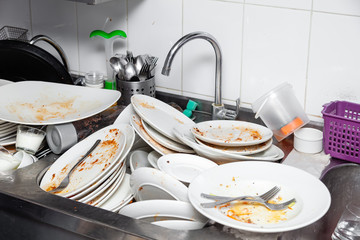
[130,95,195,156]
[173,121,284,163]
[39,124,135,212]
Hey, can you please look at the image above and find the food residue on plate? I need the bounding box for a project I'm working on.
[218,198,291,225]
[193,125,263,143]
[139,101,155,109]
[7,97,79,122]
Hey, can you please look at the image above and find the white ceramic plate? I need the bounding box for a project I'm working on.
[0,81,120,125]
[157,153,218,183]
[195,137,273,156]
[90,167,126,207]
[100,173,133,211]
[40,124,127,197]
[188,161,331,233]
[152,220,206,230]
[69,124,135,200]
[130,167,189,202]
[174,127,283,163]
[0,136,16,146]
[141,118,194,154]
[0,79,13,87]
[191,120,273,147]
[147,151,161,169]
[77,164,124,203]
[130,114,176,156]
[131,95,195,143]
[119,200,207,226]
[129,149,153,172]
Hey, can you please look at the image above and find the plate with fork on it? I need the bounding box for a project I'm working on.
[188,161,331,233]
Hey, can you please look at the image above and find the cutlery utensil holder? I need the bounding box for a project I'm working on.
[322,100,360,163]
[116,77,155,105]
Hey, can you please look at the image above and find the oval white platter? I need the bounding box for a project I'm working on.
[40,124,127,197]
[130,167,189,202]
[0,81,120,125]
[141,118,194,154]
[157,153,218,183]
[131,95,195,143]
[188,161,331,233]
[191,120,273,147]
[130,113,176,156]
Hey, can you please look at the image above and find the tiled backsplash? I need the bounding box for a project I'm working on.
[1,0,360,122]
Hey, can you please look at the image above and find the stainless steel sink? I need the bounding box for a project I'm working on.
[281,162,360,239]
[0,91,358,239]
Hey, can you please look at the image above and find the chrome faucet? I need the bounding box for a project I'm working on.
[161,31,237,120]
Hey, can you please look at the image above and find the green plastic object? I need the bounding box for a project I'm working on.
[186,100,198,111]
[183,100,198,118]
[89,30,127,39]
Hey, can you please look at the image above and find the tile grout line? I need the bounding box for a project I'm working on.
[75,3,80,73]
[304,0,314,113]
[28,0,33,36]
[238,2,246,106]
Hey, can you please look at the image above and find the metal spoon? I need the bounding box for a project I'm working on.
[124,62,137,81]
[109,57,122,73]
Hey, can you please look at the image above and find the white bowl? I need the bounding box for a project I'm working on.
[294,128,323,154]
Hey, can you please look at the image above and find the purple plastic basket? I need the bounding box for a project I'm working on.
[322,101,360,163]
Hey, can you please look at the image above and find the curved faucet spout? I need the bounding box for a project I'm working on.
[161,31,223,106]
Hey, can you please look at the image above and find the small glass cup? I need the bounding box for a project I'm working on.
[332,202,360,240]
[84,71,104,89]
[16,126,46,155]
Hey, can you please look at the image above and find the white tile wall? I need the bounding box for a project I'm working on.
[183,0,243,103]
[0,0,31,30]
[128,0,183,91]
[246,0,312,10]
[307,12,360,115]
[77,0,127,75]
[314,0,360,16]
[2,0,360,122]
[31,0,78,71]
[241,5,310,106]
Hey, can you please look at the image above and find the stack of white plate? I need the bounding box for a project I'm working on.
[130,95,195,156]
[0,120,18,146]
[39,123,135,212]
[173,120,285,163]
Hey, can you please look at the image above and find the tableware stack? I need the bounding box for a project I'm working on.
[173,120,285,164]
[0,120,18,146]
[39,124,135,212]
[129,95,196,156]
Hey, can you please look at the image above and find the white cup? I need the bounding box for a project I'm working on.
[13,150,34,169]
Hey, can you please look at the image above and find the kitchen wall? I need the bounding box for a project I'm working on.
[1,0,360,122]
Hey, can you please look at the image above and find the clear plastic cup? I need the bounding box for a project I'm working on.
[252,83,309,141]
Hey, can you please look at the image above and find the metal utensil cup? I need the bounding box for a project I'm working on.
[116,76,155,105]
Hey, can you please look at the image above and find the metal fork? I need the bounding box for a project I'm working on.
[48,139,101,193]
[200,186,280,208]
